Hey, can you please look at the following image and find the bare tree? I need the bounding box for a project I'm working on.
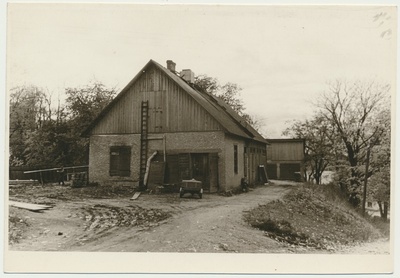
[318,80,390,204]
[242,113,267,135]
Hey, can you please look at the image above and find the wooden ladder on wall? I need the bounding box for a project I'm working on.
[139,100,149,190]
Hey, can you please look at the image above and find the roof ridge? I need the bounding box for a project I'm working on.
[151,60,266,142]
[83,59,267,143]
[194,87,256,139]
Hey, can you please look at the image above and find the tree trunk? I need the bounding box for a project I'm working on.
[340,182,347,193]
[383,202,388,220]
[343,140,360,189]
[362,147,371,216]
[315,174,321,185]
[378,201,384,218]
[308,172,314,183]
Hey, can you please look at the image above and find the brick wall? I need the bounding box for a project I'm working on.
[143,131,224,152]
[88,134,141,185]
[88,131,262,191]
[148,131,226,191]
[164,131,226,192]
[89,131,226,187]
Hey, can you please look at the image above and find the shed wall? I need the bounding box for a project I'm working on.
[266,140,305,181]
[247,141,267,185]
[266,141,304,161]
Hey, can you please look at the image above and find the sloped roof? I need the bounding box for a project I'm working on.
[83,59,267,144]
[267,138,305,143]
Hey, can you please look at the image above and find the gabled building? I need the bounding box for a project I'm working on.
[82,59,268,192]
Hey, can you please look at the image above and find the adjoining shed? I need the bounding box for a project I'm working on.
[82,59,268,192]
[266,139,305,181]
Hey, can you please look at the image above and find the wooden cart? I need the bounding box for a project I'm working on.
[180,179,203,199]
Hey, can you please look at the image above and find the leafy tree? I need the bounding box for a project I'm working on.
[9,86,55,166]
[23,121,68,167]
[194,75,245,114]
[283,114,338,184]
[242,113,267,136]
[193,74,265,133]
[65,82,116,130]
[193,74,219,95]
[65,82,116,165]
[365,109,391,219]
[9,82,116,168]
[284,80,391,214]
[217,82,245,114]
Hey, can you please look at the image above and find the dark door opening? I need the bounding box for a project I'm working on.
[164,152,218,192]
[191,153,209,191]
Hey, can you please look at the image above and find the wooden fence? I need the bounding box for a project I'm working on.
[9,166,88,184]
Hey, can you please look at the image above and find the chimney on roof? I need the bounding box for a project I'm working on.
[166,60,176,73]
[181,69,195,84]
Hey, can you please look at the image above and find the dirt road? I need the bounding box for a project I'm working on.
[8,183,389,253]
[9,184,294,252]
[84,186,294,253]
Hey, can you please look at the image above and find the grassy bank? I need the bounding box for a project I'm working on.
[244,183,387,251]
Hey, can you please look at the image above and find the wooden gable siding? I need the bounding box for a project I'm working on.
[267,141,304,161]
[90,65,222,135]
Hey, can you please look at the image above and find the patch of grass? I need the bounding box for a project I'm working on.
[244,184,384,251]
[9,183,136,202]
[9,211,29,245]
[367,215,390,237]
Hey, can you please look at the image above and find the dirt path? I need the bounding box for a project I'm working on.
[8,183,389,254]
[10,185,293,252]
[78,186,294,253]
[338,238,390,254]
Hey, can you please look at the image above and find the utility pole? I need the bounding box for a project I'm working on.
[362,146,371,216]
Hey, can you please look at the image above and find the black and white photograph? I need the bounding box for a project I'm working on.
[3,2,397,275]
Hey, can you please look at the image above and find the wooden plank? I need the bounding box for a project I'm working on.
[258,165,269,183]
[209,153,219,192]
[165,154,179,184]
[178,153,190,180]
[23,165,88,174]
[9,201,52,212]
[130,192,141,200]
[147,162,165,189]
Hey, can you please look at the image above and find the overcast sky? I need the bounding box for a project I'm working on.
[6,4,396,138]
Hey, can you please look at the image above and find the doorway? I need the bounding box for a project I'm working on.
[164,152,219,192]
[191,153,209,191]
[190,153,219,192]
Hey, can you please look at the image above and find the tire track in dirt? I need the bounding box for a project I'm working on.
[9,184,390,254]
[71,185,293,252]
[71,205,171,247]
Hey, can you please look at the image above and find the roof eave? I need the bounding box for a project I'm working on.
[81,59,155,137]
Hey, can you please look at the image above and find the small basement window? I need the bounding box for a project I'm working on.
[110,146,131,177]
[234,145,238,174]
